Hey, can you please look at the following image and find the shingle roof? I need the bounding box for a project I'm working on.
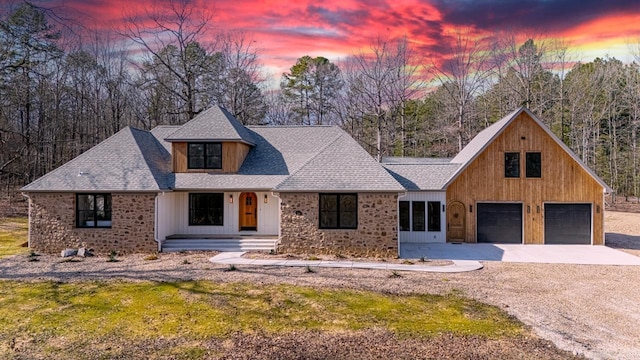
[21,127,171,192]
[173,126,346,190]
[164,106,256,145]
[22,109,403,193]
[382,157,452,164]
[443,106,612,192]
[274,132,404,192]
[383,163,461,190]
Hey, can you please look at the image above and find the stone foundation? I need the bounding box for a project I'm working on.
[27,193,157,255]
[278,192,398,257]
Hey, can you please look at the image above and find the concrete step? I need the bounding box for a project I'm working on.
[161,238,278,252]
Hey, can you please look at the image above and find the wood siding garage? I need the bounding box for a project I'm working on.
[477,203,523,243]
[544,204,592,244]
[446,111,606,245]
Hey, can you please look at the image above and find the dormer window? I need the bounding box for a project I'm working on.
[188,143,222,169]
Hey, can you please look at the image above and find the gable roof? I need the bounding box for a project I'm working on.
[22,108,403,193]
[21,127,171,192]
[172,126,347,190]
[443,107,612,192]
[164,106,256,145]
[274,131,404,192]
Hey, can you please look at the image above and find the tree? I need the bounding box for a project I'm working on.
[123,0,213,121]
[431,29,491,150]
[281,55,343,125]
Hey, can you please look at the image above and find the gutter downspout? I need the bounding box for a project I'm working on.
[21,192,31,248]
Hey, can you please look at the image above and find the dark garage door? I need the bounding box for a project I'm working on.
[477,203,522,243]
[545,204,591,244]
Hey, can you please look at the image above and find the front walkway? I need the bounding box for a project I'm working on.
[400,243,640,265]
[210,252,483,273]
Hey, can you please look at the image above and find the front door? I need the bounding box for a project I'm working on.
[239,192,257,231]
[447,201,465,242]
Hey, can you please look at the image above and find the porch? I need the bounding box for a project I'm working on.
[162,234,278,252]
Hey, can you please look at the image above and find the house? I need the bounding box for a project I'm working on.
[21,106,404,257]
[385,107,611,246]
[21,106,610,257]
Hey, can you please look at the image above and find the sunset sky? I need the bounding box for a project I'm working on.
[22,0,640,81]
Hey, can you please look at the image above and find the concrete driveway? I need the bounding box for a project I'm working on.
[400,243,640,265]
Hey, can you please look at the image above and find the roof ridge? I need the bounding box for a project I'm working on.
[22,126,137,190]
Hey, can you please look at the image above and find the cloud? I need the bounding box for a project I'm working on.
[36,0,640,82]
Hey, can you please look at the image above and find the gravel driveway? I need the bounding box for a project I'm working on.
[1,210,639,359]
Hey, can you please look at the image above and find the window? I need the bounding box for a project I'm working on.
[428,201,441,232]
[412,201,425,231]
[189,193,224,226]
[505,152,520,178]
[76,194,112,228]
[526,152,541,178]
[188,143,222,169]
[319,194,357,229]
[399,201,410,231]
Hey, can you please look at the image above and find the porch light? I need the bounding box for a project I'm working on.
[264,194,268,203]
[229,194,233,203]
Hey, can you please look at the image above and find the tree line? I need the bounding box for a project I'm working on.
[1,1,639,197]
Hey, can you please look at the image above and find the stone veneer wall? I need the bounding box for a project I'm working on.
[28,193,157,254]
[278,192,398,257]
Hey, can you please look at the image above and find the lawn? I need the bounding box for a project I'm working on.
[0,280,576,359]
[0,217,28,258]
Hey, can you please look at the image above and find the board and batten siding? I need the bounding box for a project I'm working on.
[156,191,279,239]
[446,112,605,244]
[172,142,251,173]
[398,191,447,243]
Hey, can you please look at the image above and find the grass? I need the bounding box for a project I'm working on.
[0,280,523,346]
[0,217,28,258]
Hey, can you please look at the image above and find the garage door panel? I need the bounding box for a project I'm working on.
[545,204,591,244]
[477,203,522,244]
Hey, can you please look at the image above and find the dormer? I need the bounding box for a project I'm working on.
[165,106,255,173]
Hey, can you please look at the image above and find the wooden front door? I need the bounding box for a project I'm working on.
[239,192,258,231]
[447,201,466,242]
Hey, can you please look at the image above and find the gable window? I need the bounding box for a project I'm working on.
[412,201,426,231]
[76,194,112,228]
[505,152,520,178]
[189,193,224,226]
[188,143,222,169]
[526,152,542,178]
[319,194,357,229]
[399,201,410,231]
[427,201,441,232]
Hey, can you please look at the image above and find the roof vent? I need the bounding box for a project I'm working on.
[78,171,88,176]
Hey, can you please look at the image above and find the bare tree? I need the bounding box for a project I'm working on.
[431,29,491,150]
[122,0,213,121]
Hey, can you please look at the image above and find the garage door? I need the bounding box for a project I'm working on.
[544,204,591,244]
[477,203,522,243]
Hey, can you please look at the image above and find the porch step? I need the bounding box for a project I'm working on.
[161,238,278,252]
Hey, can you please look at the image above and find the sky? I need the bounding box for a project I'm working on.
[21,0,640,81]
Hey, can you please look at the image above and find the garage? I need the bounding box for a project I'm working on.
[544,204,592,244]
[477,203,523,243]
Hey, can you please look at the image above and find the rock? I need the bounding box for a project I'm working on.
[61,248,77,257]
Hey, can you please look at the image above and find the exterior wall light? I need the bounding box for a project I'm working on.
[264,194,268,203]
[229,194,233,203]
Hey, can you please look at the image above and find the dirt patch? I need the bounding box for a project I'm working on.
[3,330,582,360]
